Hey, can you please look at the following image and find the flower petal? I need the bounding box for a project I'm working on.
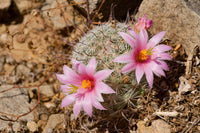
[154,44,172,53]
[113,53,133,63]
[135,64,144,84]
[121,63,136,73]
[158,53,172,60]
[144,67,154,89]
[72,59,81,72]
[139,29,148,48]
[63,65,80,79]
[86,57,97,76]
[91,92,106,110]
[96,82,115,94]
[118,32,136,48]
[60,84,70,93]
[128,27,139,39]
[73,99,82,119]
[82,93,93,117]
[147,31,166,48]
[157,60,169,71]
[61,94,76,107]
[94,88,104,102]
[94,69,113,81]
[149,61,166,77]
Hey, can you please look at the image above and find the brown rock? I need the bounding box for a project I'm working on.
[0,0,11,10]
[42,0,82,30]
[42,114,65,133]
[27,121,38,132]
[136,0,200,55]
[137,121,154,133]
[0,85,34,131]
[152,119,171,133]
[137,120,171,133]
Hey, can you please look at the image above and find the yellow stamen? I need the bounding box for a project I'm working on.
[136,48,153,62]
[82,80,92,89]
[67,84,78,94]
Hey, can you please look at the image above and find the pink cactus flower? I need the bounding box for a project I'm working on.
[113,28,172,89]
[134,15,152,33]
[56,57,115,118]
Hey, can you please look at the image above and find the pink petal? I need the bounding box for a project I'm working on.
[128,27,139,39]
[94,88,104,102]
[56,74,81,86]
[77,63,87,76]
[118,32,136,48]
[56,74,69,84]
[154,45,172,53]
[96,82,115,94]
[135,64,144,84]
[121,63,136,73]
[113,54,133,63]
[91,93,106,110]
[144,67,154,89]
[154,67,165,77]
[139,30,148,48]
[157,60,169,71]
[158,53,172,60]
[56,74,77,85]
[60,84,70,93]
[63,65,80,79]
[61,94,76,107]
[82,93,93,117]
[146,20,153,29]
[86,57,97,76]
[149,62,166,77]
[77,87,87,94]
[73,99,82,119]
[94,69,113,81]
[147,31,166,49]
[72,59,81,72]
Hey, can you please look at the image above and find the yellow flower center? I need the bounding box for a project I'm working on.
[136,48,153,62]
[82,80,92,89]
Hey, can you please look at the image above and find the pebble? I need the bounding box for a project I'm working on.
[27,121,38,132]
[40,85,55,97]
[42,114,65,133]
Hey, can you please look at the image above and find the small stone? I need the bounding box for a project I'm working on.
[27,121,38,132]
[37,120,47,130]
[16,64,31,77]
[137,121,153,133]
[70,114,75,121]
[40,85,55,97]
[44,102,56,109]
[39,114,49,121]
[197,126,200,131]
[6,56,15,64]
[152,119,171,133]
[178,76,191,95]
[13,0,32,14]
[0,0,11,10]
[42,114,65,133]
[0,24,7,33]
[0,33,9,44]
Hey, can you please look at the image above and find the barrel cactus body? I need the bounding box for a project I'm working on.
[72,22,145,110]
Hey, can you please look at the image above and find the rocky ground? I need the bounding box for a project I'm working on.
[0,0,199,133]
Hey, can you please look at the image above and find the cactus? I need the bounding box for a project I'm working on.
[72,22,146,111]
